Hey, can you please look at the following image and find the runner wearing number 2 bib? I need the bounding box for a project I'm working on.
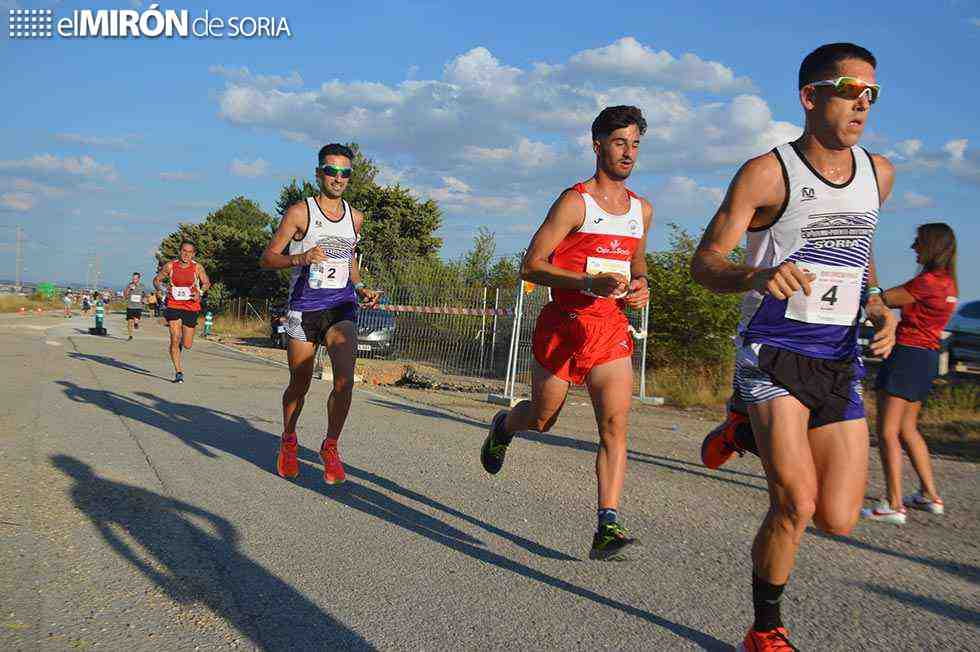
[479,106,653,561]
[154,240,210,384]
[260,143,380,486]
[691,44,898,651]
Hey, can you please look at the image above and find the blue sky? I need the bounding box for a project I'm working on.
[1,0,978,299]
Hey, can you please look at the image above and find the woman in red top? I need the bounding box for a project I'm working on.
[863,223,957,525]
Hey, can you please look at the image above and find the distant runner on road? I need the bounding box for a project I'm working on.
[478,106,653,561]
[123,272,146,341]
[154,241,210,384]
[260,143,380,486]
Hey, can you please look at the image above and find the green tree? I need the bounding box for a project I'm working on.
[157,197,282,300]
[645,224,743,366]
[357,184,443,278]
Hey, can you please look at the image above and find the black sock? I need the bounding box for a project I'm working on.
[597,508,618,529]
[752,573,786,632]
[493,413,514,445]
[735,422,759,456]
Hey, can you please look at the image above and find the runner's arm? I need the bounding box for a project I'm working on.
[259,202,324,270]
[196,264,211,294]
[691,153,813,298]
[350,209,380,308]
[625,199,654,307]
[520,190,624,296]
[153,262,172,292]
[865,155,898,356]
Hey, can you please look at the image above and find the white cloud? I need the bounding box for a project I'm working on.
[899,190,934,210]
[0,192,34,211]
[159,171,196,182]
[970,17,980,27]
[891,137,979,186]
[56,133,138,149]
[944,139,967,161]
[0,153,118,182]
[229,158,269,178]
[658,176,726,209]
[558,37,754,93]
[209,65,303,90]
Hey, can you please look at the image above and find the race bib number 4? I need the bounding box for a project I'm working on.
[584,257,630,298]
[171,286,192,301]
[129,294,142,303]
[785,263,862,326]
[309,259,350,290]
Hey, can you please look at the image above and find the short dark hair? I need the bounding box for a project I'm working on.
[132,272,141,277]
[799,43,876,89]
[591,106,647,141]
[180,240,196,250]
[318,143,354,166]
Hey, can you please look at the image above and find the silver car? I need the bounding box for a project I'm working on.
[947,300,980,371]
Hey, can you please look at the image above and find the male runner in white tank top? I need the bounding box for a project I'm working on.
[260,143,380,486]
[479,106,653,561]
[691,44,897,650]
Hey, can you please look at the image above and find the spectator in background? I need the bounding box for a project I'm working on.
[863,223,958,525]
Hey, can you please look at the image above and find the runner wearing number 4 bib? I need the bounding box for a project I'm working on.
[260,143,380,486]
[691,44,898,650]
[479,106,653,561]
[154,240,210,384]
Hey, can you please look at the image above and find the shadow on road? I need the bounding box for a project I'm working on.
[50,454,373,651]
[857,582,980,626]
[67,351,164,379]
[365,397,768,491]
[57,381,728,649]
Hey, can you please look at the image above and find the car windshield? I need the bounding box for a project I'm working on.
[958,301,980,320]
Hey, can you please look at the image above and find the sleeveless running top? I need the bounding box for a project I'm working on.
[549,182,643,318]
[738,142,880,360]
[288,196,358,311]
[166,261,201,312]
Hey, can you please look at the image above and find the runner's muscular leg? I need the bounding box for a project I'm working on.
[503,358,569,434]
[809,418,869,535]
[182,324,196,350]
[167,318,183,372]
[284,337,317,434]
[586,355,633,511]
[324,320,356,439]
[749,395,816,585]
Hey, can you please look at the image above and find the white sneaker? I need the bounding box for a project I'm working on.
[861,501,907,525]
[903,492,945,515]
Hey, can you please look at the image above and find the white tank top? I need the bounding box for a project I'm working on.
[738,142,880,360]
[287,197,358,311]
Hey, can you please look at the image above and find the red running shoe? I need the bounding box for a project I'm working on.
[738,627,798,651]
[701,411,750,470]
[277,433,299,479]
[320,438,346,485]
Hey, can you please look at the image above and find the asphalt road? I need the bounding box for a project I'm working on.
[1,311,977,650]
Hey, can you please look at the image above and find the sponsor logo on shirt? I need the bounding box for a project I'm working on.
[595,240,631,256]
[801,212,876,249]
[801,187,816,201]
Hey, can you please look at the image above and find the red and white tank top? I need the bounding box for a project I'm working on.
[166,260,201,311]
[549,182,643,317]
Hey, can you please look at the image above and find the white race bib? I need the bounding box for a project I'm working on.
[308,258,350,290]
[130,293,142,304]
[785,263,862,326]
[171,286,192,301]
[277,325,286,333]
[584,257,631,298]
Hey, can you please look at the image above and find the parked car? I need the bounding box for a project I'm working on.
[270,305,288,349]
[947,300,980,371]
[356,307,395,357]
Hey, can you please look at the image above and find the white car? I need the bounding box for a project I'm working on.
[947,300,980,371]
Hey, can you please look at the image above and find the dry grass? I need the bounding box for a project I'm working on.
[211,313,267,339]
[0,294,59,313]
[645,361,733,409]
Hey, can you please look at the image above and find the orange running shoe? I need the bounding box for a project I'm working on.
[320,438,346,485]
[738,627,798,651]
[701,411,749,470]
[277,433,299,479]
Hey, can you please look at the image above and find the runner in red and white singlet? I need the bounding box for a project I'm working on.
[479,106,653,561]
[153,240,211,384]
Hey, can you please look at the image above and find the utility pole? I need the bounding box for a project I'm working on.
[14,226,23,292]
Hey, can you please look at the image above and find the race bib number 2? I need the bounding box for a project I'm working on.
[785,263,862,326]
[309,259,350,290]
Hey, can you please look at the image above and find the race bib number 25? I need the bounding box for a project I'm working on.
[785,263,862,326]
[171,286,192,301]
